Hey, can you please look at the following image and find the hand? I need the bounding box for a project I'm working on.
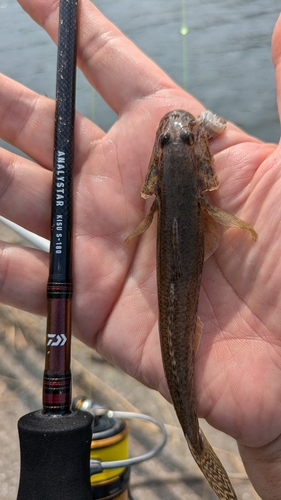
[1,1,281,497]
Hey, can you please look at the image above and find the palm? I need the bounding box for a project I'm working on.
[1,2,281,491]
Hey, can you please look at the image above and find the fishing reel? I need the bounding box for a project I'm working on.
[74,397,167,500]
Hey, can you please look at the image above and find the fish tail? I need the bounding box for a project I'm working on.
[186,428,237,500]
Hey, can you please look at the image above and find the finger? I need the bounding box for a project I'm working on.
[272,14,281,121]
[17,0,261,155]
[0,242,48,316]
[0,74,103,168]
[238,437,281,500]
[0,74,54,169]
[0,147,51,238]
[19,0,178,115]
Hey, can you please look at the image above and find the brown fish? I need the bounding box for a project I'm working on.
[126,109,257,499]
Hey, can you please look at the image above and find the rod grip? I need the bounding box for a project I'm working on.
[17,409,93,500]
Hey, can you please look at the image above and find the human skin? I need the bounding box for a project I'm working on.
[0,1,281,497]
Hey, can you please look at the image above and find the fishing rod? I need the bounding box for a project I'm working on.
[16,1,93,498]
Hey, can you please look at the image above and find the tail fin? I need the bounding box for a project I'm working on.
[186,428,237,500]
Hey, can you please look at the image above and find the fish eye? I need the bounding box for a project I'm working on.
[180,128,194,145]
[159,131,171,146]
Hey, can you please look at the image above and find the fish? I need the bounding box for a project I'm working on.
[126,109,257,499]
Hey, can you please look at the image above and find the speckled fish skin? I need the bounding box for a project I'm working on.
[126,109,257,499]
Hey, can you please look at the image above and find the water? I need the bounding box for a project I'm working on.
[0,0,280,146]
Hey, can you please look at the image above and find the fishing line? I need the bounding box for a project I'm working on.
[180,0,188,90]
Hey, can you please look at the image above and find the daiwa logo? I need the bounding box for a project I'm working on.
[47,334,67,346]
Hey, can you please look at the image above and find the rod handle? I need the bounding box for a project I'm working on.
[17,410,93,500]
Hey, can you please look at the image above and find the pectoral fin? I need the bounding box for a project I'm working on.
[201,194,257,241]
[125,199,158,243]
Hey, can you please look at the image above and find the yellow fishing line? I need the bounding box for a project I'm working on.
[180,0,188,89]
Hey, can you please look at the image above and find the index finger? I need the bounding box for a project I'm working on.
[19,0,178,115]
